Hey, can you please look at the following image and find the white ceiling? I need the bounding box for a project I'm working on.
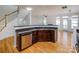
[19,5,79,16]
[0,5,79,20]
[0,5,17,18]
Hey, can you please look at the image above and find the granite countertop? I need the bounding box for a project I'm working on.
[14,25,58,30]
[14,25,58,34]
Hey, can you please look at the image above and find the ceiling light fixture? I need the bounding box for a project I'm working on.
[62,5,67,9]
[26,7,32,11]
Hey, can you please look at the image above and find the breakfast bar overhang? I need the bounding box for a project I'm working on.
[14,25,58,51]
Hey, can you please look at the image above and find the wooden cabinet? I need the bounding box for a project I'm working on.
[37,30,51,42]
[21,35,32,50]
[16,34,21,51]
[32,31,38,44]
[32,30,57,42]
[16,34,32,51]
[50,30,58,43]
[50,30,55,42]
[15,26,58,51]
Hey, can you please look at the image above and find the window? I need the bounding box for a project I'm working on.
[44,18,47,25]
[56,17,60,26]
[71,15,78,29]
[63,19,68,29]
[56,15,79,29]
[43,16,47,25]
[62,16,68,29]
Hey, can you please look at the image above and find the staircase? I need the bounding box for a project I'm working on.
[0,6,30,32]
[0,10,18,32]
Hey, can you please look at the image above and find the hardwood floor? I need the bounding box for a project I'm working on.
[21,42,70,53]
[0,30,76,53]
[0,36,18,53]
[21,42,74,53]
[20,30,75,53]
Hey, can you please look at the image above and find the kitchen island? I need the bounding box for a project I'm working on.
[14,25,58,51]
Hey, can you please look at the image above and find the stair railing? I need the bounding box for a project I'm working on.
[0,6,20,32]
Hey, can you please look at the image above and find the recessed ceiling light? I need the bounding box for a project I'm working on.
[26,7,32,11]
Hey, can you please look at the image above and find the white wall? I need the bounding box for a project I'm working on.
[23,13,30,25]
[31,16,56,25]
[31,16,43,25]
[0,18,17,40]
[47,16,56,25]
[0,8,29,40]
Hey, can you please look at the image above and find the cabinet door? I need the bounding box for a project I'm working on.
[50,30,56,43]
[32,31,38,44]
[51,30,55,42]
[38,30,51,42]
[21,34,32,50]
[16,34,21,51]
